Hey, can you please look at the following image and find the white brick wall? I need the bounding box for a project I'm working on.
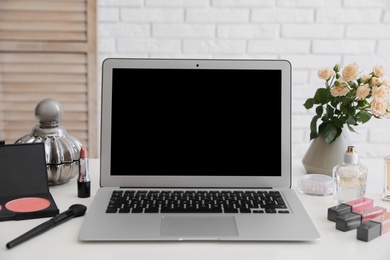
[98,0,390,160]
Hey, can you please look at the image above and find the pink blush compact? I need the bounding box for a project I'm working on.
[5,197,51,213]
[1,142,59,221]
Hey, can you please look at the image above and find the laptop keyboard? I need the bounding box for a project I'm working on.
[105,190,290,214]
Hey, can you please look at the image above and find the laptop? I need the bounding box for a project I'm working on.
[78,58,320,241]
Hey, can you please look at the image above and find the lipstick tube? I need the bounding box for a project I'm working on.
[357,212,390,242]
[327,197,374,222]
[335,206,387,231]
[77,146,91,198]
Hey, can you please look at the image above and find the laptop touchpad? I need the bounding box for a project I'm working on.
[161,216,238,237]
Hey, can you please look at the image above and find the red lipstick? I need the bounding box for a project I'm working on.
[77,146,91,198]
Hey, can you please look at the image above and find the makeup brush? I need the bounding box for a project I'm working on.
[6,204,87,249]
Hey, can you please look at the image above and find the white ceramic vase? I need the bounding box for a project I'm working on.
[301,130,352,176]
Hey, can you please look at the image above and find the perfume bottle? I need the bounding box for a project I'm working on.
[333,146,368,204]
[382,155,390,201]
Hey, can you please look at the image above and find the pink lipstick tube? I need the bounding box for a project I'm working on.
[336,206,387,231]
[327,197,374,222]
[77,146,91,198]
[357,212,390,242]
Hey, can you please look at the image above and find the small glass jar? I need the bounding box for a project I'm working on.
[382,155,390,201]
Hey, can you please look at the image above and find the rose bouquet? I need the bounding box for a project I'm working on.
[303,63,390,144]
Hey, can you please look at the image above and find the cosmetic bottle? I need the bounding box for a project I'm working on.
[15,98,83,185]
[357,212,390,242]
[327,197,374,222]
[335,206,387,231]
[333,146,368,204]
[382,155,390,201]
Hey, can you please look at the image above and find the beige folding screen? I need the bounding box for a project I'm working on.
[0,0,98,157]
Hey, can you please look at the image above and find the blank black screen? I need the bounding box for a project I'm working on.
[110,68,281,176]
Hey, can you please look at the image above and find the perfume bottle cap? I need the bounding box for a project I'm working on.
[335,212,362,231]
[344,146,358,164]
[356,221,381,242]
[327,204,352,222]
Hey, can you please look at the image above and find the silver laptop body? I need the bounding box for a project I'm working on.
[78,58,320,241]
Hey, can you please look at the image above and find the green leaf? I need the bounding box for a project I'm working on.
[322,124,339,144]
[329,95,339,107]
[356,110,372,123]
[303,98,314,109]
[326,105,335,118]
[358,100,370,108]
[310,131,318,140]
[347,125,356,133]
[315,105,324,117]
[346,115,357,125]
[314,88,329,105]
[309,115,320,140]
[330,117,344,129]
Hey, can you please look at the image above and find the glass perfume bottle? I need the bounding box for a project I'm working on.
[333,146,368,204]
[382,155,390,201]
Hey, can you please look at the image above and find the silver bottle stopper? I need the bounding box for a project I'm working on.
[15,98,82,185]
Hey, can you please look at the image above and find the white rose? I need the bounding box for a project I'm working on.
[382,77,390,87]
[330,85,349,97]
[362,74,371,81]
[318,68,335,80]
[370,77,381,86]
[372,85,388,100]
[342,63,359,81]
[373,65,385,77]
[371,98,388,117]
[356,84,370,100]
[384,103,390,118]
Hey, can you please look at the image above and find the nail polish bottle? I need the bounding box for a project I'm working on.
[357,212,390,242]
[327,197,374,222]
[335,206,387,231]
[333,146,368,204]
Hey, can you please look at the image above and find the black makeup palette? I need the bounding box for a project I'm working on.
[0,142,59,221]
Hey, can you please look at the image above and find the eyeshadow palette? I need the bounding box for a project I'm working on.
[0,142,59,221]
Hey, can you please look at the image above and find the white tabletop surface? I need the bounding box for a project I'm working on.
[1,158,389,260]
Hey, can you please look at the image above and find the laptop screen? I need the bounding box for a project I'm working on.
[111,68,281,177]
[100,58,291,188]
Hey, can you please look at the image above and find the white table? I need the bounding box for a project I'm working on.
[1,158,389,260]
